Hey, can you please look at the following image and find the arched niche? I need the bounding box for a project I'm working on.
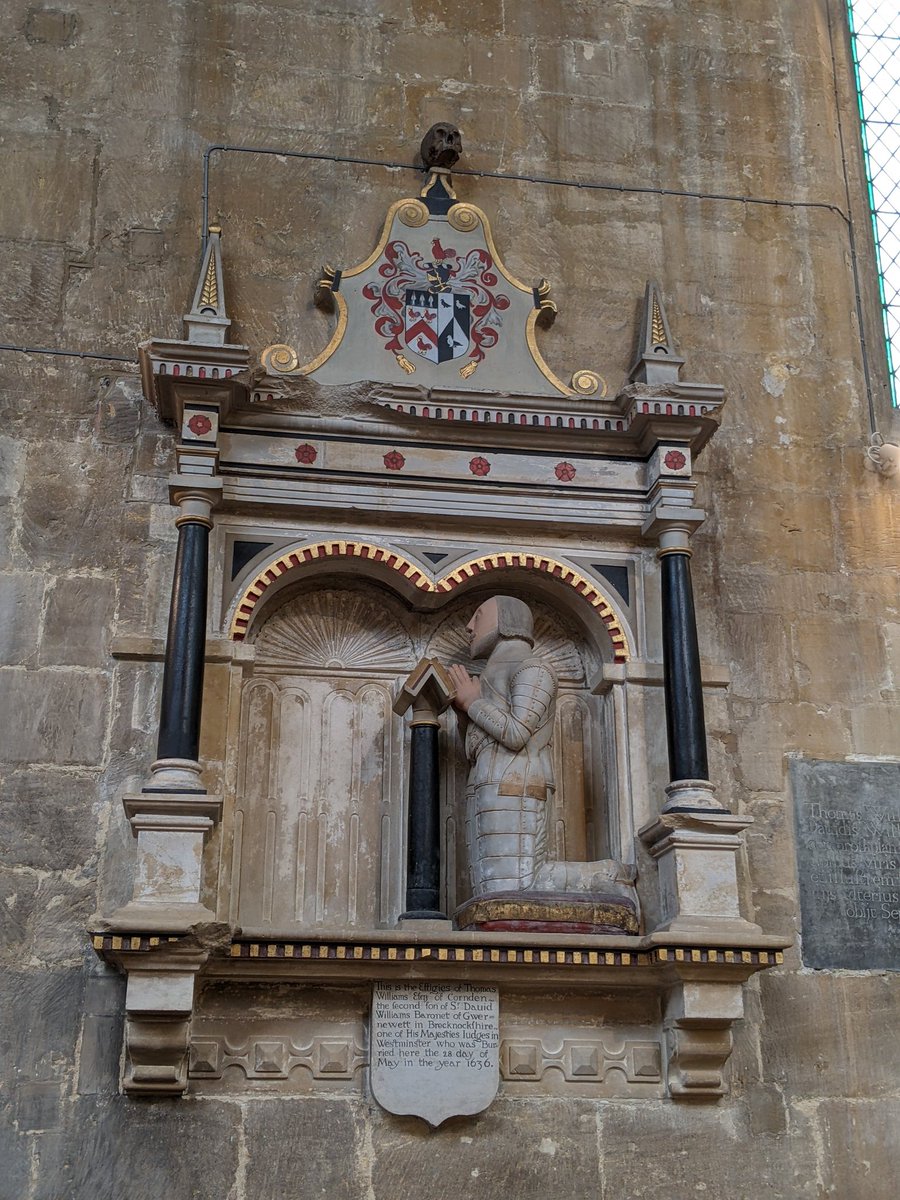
[223,565,632,932]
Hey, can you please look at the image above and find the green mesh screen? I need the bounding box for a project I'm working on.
[849,1,900,404]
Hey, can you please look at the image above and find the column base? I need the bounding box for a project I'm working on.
[662,779,730,814]
[142,758,207,794]
[640,810,758,935]
[396,915,453,932]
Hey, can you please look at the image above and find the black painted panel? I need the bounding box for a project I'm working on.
[792,758,900,971]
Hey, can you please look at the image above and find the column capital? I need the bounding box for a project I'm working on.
[642,504,706,544]
[168,474,223,524]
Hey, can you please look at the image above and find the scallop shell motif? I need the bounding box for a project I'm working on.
[426,603,586,685]
[255,589,417,671]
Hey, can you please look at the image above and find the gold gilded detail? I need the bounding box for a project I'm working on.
[571,369,607,397]
[447,202,482,234]
[315,264,338,312]
[261,343,300,374]
[398,199,430,228]
[200,255,219,309]
[534,279,558,329]
[395,352,416,374]
[420,170,457,202]
[525,309,573,397]
[651,298,666,346]
[459,359,478,379]
[457,896,638,932]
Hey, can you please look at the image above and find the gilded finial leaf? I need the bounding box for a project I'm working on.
[200,255,219,309]
[651,298,666,347]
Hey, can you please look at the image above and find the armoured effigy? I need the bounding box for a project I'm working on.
[448,596,557,896]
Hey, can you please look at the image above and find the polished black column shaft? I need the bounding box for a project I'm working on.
[660,550,709,782]
[156,519,210,764]
[403,722,446,918]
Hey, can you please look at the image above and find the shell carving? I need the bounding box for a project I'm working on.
[255,589,417,671]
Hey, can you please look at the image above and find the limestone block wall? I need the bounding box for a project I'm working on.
[0,0,898,1196]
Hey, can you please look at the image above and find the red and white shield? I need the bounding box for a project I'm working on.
[404,289,470,363]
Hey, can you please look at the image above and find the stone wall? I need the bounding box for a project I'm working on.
[1,1,898,1197]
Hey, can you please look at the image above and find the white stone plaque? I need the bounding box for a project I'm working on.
[370,982,499,1126]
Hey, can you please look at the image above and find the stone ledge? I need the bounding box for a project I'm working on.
[110,635,255,663]
[594,659,730,692]
[91,928,788,990]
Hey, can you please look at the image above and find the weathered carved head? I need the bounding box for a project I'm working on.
[420,122,462,170]
[466,595,534,659]
[495,595,534,647]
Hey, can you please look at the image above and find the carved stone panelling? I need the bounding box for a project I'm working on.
[230,675,403,929]
[186,1027,662,1098]
[188,1030,367,1087]
[500,1035,662,1089]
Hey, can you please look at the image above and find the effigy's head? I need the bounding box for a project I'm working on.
[466,595,534,658]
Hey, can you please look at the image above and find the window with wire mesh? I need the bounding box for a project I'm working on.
[848,1,900,405]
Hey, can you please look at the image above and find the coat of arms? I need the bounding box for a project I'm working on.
[258,125,606,398]
[364,238,509,374]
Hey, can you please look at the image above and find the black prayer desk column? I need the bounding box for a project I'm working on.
[393,659,455,925]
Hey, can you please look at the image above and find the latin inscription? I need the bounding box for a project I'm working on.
[792,759,900,970]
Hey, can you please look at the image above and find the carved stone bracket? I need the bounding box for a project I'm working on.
[663,979,744,1100]
[123,953,208,1095]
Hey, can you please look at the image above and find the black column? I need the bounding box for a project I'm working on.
[402,722,446,919]
[153,519,209,780]
[660,549,709,783]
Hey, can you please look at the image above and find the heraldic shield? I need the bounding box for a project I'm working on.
[259,162,608,398]
[404,288,471,364]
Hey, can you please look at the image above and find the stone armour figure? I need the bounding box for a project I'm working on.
[448,596,557,896]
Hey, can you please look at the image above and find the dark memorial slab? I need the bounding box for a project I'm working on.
[792,759,900,970]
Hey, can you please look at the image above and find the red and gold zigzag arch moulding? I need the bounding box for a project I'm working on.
[228,540,631,662]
